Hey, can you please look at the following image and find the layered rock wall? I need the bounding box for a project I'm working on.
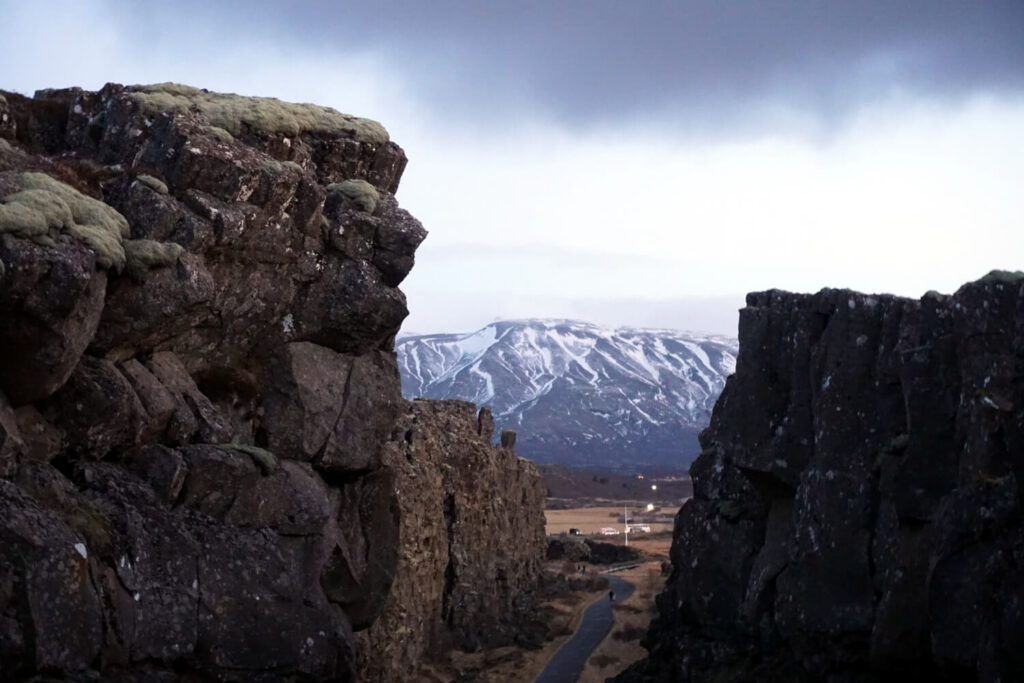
[355,400,547,680]
[621,277,1024,682]
[0,83,440,680]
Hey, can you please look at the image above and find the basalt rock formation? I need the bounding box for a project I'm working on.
[355,400,547,680]
[618,277,1024,682]
[614,278,1024,683]
[0,84,543,681]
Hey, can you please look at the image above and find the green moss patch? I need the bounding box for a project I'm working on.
[128,83,389,145]
[124,238,183,278]
[976,269,1024,285]
[0,172,129,269]
[327,179,379,214]
[203,125,234,144]
[1,172,183,274]
[136,174,168,195]
[218,443,278,475]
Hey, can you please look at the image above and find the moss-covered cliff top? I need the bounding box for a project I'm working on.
[126,83,389,145]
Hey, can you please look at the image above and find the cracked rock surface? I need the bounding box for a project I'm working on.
[617,279,1024,683]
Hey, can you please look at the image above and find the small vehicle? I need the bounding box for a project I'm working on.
[627,524,651,533]
[599,527,620,535]
[568,528,582,535]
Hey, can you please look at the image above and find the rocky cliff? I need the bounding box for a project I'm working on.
[619,277,1024,682]
[0,84,544,681]
[355,400,547,680]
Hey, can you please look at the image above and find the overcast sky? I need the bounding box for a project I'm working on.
[3,1,1022,336]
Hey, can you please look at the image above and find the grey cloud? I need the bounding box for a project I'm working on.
[113,0,1024,133]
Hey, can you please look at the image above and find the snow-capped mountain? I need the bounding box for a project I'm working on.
[396,319,737,472]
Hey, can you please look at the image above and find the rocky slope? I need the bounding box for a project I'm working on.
[0,84,545,681]
[356,400,547,680]
[617,276,1024,682]
[398,319,737,472]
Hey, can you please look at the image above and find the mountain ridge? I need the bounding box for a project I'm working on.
[397,319,738,472]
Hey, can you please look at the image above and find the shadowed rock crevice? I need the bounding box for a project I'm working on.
[617,278,1024,683]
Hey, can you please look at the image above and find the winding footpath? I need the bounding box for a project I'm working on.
[534,573,635,683]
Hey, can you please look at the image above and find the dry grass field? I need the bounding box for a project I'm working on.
[545,506,675,536]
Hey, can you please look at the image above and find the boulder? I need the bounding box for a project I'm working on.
[0,235,106,405]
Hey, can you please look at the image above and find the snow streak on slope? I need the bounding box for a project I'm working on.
[397,320,738,472]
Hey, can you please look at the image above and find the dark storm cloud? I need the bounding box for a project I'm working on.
[120,1,1023,130]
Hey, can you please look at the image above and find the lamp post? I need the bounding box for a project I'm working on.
[623,503,629,547]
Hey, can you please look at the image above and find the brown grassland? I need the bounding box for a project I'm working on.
[544,506,674,536]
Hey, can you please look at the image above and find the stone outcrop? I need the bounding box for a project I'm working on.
[355,399,547,680]
[0,83,436,680]
[618,275,1024,682]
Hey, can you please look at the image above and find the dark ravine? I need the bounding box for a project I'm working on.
[618,277,1024,682]
[0,84,546,681]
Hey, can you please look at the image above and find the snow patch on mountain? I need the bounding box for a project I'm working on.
[397,319,738,471]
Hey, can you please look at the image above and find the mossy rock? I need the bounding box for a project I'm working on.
[124,238,184,279]
[975,269,1024,285]
[327,179,379,214]
[0,172,184,276]
[136,174,168,195]
[128,83,389,145]
[260,158,304,175]
[218,443,278,475]
[203,125,235,144]
[0,172,130,270]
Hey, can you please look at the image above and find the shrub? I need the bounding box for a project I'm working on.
[612,624,647,641]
